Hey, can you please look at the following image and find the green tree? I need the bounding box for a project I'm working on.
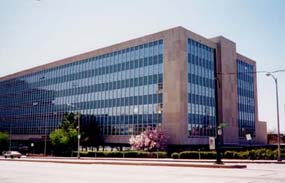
[59,113,77,130]
[49,113,78,155]
[50,113,104,155]
[0,131,9,153]
[81,120,104,151]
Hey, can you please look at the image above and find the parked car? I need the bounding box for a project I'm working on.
[3,151,22,159]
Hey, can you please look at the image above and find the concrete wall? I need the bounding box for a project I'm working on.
[211,36,239,145]
[255,121,267,144]
[162,27,188,144]
[162,27,219,145]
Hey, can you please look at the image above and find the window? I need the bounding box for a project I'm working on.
[187,38,216,137]
[0,39,164,137]
[237,60,255,137]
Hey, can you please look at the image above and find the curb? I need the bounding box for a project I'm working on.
[0,159,246,169]
[79,157,285,164]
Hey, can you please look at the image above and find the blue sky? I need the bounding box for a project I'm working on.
[0,0,284,132]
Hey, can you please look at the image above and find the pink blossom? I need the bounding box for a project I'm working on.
[129,126,168,151]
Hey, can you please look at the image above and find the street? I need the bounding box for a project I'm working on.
[0,160,285,183]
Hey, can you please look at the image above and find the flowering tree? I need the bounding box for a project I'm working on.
[129,127,168,151]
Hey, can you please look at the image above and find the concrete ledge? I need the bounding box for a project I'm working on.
[0,158,246,169]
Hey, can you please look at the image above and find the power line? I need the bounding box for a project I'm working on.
[216,70,285,76]
[271,69,285,73]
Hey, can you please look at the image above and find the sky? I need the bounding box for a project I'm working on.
[0,0,285,132]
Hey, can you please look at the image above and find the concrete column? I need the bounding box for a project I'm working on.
[162,27,188,144]
[211,36,239,145]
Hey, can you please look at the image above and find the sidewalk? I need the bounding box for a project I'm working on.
[0,156,248,169]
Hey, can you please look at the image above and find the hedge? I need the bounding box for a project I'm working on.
[171,148,285,160]
[178,151,216,159]
[223,149,278,160]
[171,152,179,159]
[74,151,167,158]
[74,148,285,160]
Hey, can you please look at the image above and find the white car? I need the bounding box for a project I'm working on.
[3,151,22,159]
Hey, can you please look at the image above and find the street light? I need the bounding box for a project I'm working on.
[213,74,224,164]
[266,72,282,162]
[215,125,223,164]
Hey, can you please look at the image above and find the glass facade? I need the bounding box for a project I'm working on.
[237,60,255,137]
[187,39,216,137]
[0,40,164,137]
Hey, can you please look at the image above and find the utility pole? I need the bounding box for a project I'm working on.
[266,72,282,162]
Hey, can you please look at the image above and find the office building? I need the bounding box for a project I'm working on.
[0,27,267,148]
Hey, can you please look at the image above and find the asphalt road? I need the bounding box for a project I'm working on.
[0,161,285,183]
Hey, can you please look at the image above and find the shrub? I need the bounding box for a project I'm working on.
[145,152,167,158]
[223,151,234,159]
[239,151,249,159]
[179,151,197,159]
[77,148,285,160]
[154,152,167,158]
[224,151,249,159]
[123,151,139,158]
[223,149,278,160]
[200,151,216,159]
[250,148,276,160]
[79,151,89,157]
[86,151,96,157]
[76,150,168,158]
[171,152,179,159]
[90,151,106,157]
[105,151,123,157]
[178,151,216,159]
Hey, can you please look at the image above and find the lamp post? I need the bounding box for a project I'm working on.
[215,126,223,164]
[214,74,223,164]
[31,142,34,154]
[266,72,282,162]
